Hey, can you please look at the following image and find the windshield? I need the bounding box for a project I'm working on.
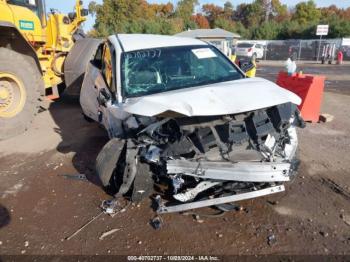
[121,45,243,98]
[237,43,254,48]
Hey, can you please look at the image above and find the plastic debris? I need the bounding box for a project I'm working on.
[319,113,334,123]
[101,199,130,217]
[267,234,277,246]
[150,216,163,230]
[99,228,120,240]
[58,174,88,181]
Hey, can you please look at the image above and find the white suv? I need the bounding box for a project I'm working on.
[235,42,264,60]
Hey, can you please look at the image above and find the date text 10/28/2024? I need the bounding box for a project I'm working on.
[127,256,220,261]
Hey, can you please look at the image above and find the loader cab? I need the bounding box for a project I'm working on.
[7,0,46,27]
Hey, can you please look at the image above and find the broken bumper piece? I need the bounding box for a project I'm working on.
[167,159,291,182]
[157,185,285,214]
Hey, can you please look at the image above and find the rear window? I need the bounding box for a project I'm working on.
[237,43,254,48]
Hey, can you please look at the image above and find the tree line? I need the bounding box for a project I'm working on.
[88,0,350,40]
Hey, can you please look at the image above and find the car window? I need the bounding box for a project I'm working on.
[121,45,244,98]
[237,43,254,48]
[101,44,114,90]
[92,44,103,69]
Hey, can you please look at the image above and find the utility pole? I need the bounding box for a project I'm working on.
[263,0,272,22]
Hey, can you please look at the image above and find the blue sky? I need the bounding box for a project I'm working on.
[46,0,350,31]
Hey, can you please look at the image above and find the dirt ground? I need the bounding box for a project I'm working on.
[0,63,349,256]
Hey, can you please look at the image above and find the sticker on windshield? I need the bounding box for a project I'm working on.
[191,48,217,59]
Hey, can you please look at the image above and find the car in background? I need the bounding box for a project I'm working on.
[235,42,264,60]
[80,34,304,215]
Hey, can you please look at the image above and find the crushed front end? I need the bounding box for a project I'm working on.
[98,102,305,214]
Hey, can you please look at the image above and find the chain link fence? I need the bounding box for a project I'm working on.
[238,39,350,61]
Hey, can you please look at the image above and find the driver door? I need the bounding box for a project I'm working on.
[80,41,126,138]
[80,42,113,118]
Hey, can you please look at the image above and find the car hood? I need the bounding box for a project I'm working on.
[122,77,301,117]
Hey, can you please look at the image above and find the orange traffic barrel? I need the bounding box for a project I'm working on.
[276,72,325,122]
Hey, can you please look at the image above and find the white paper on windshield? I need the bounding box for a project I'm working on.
[192,48,217,59]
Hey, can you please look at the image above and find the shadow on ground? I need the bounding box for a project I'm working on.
[47,95,109,187]
[0,204,10,229]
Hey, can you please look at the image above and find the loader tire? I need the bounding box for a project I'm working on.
[0,48,42,140]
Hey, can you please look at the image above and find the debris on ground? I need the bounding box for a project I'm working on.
[58,174,88,182]
[267,234,277,246]
[320,231,329,238]
[319,113,335,123]
[194,215,204,223]
[101,199,130,217]
[99,228,120,240]
[340,214,350,226]
[150,216,163,230]
[65,212,104,240]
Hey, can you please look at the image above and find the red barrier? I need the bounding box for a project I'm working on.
[337,51,343,65]
[276,72,325,122]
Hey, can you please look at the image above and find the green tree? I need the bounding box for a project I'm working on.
[223,1,234,19]
[88,0,350,40]
[213,17,235,32]
[88,0,145,35]
[202,4,223,26]
[251,21,282,39]
[233,1,265,28]
[175,0,199,29]
[292,0,321,25]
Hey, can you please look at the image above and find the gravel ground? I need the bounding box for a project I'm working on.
[0,63,349,256]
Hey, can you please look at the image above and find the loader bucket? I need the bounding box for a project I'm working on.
[64,38,103,96]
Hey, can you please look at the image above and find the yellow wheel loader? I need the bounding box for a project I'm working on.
[0,0,101,140]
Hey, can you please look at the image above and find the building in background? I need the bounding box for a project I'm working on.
[175,28,240,57]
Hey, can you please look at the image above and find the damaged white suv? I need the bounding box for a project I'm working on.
[80,34,304,214]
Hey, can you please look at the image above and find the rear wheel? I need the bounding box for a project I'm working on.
[0,48,42,140]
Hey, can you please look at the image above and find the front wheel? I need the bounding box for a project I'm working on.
[0,48,42,140]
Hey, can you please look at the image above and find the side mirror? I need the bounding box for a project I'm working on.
[238,60,255,73]
[97,88,111,107]
[81,9,89,16]
[68,12,76,20]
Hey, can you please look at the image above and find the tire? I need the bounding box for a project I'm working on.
[0,48,42,140]
[95,138,126,188]
[96,139,154,200]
